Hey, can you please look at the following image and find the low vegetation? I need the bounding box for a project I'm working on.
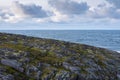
[0,33,120,80]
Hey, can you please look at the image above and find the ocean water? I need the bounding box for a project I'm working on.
[0,30,120,52]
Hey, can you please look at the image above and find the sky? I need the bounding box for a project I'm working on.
[0,0,120,30]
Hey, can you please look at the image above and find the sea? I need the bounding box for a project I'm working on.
[0,30,120,53]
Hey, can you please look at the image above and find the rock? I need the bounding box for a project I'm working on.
[117,67,120,80]
[0,33,119,80]
[62,62,70,69]
[38,63,51,68]
[36,71,42,80]
[1,59,24,72]
[26,65,41,79]
[0,74,4,78]
[2,74,14,80]
[63,62,80,74]
[55,71,70,80]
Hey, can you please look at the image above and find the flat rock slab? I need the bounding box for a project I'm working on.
[1,59,24,72]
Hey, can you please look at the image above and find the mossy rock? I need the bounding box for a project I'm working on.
[0,33,119,80]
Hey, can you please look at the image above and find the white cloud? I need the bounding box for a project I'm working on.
[50,9,70,22]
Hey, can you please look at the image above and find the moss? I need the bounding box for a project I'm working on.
[47,51,55,56]
[95,54,105,60]
[38,56,64,65]
[0,43,42,55]
[80,68,88,74]
[71,73,78,79]
[91,54,107,67]
[97,60,106,67]
[87,49,94,54]
[29,79,35,80]
[0,43,28,51]
[4,66,29,80]
[41,68,53,79]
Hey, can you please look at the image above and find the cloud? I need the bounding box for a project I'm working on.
[93,0,120,20]
[0,11,9,20]
[11,1,48,18]
[0,0,120,24]
[48,0,89,15]
[44,0,90,23]
[0,9,16,23]
[107,8,120,19]
[87,2,120,20]
[0,1,48,23]
[38,0,120,23]
[106,0,120,8]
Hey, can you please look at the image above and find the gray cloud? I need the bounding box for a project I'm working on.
[0,8,14,22]
[106,0,120,8]
[0,11,13,20]
[1,0,120,23]
[105,0,120,19]
[89,3,120,20]
[0,1,49,23]
[12,1,48,18]
[0,9,6,19]
[107,7,120,19]
[49,0,89,15]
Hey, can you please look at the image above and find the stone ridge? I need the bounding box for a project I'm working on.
[0,33,120,80]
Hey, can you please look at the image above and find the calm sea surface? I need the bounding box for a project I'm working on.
[0,30,120,52]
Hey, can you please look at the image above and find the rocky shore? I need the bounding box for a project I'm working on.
[0,33,120,80]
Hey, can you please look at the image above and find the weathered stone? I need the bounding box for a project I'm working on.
[2,74,14,80]
[63,62,80,73]
[1,59,24,72]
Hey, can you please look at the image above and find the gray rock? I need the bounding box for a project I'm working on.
[55,71,78,80]
[36,71,42,80]
[1,59,24,72]
[117,67,120,80]
[63,62,80,73]
[26,65,39,77]
[0,74,4,78]
[2,74,14,80]
[62,62,70,69]
[38,63,51,68]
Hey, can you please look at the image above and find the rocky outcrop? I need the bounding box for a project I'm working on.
[0,33,120,80]
[1,59,24,72]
